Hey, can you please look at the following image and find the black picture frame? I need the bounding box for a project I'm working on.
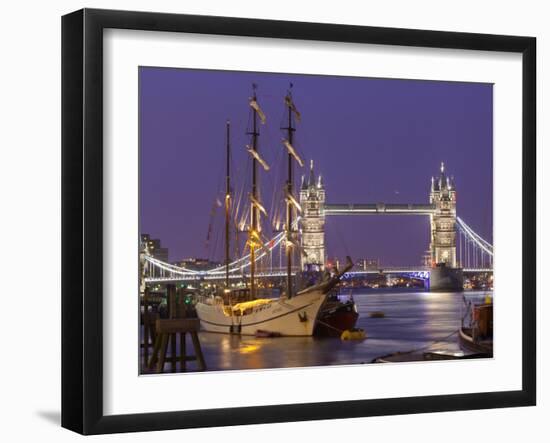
[62,8,536,435]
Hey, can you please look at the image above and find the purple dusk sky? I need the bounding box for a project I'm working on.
[139,67,493,266]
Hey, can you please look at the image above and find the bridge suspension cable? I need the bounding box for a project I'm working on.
[456,217,493,256]
[142,219,298,279]
[456,216,493,270]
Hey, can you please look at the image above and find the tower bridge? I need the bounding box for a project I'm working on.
[299,161,489,290]
[142,162,493,292]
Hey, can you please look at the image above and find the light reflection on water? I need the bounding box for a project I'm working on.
[191,290,491,372]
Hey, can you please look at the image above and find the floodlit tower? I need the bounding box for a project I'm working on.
[429,162,457,268]
[299,160,326,271]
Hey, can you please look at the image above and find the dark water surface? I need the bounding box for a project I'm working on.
[184,289,491,372]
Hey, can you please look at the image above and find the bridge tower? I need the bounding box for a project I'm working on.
[299,160,326,271]
[429,162,457,268]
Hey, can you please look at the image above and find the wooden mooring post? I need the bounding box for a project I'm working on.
[141,288,159,370]
[147,318,206,373]
[146,284,206,373]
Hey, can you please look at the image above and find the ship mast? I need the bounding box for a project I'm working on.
[285,88,295,298]
[224,120,231,289]
[248,85,260,299]
[282,84,303,298]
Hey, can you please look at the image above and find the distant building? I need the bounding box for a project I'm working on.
[356,258,380,271]
[140,233,169,262]
[325,257,340,272]
[173,258,221,271]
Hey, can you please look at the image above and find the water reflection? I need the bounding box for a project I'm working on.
[194,290,491,372]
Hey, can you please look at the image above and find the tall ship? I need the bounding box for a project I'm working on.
[195,85,352,336]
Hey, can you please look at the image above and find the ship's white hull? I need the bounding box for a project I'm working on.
[195,289,327,336]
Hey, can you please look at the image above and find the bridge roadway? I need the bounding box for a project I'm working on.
[324,203,436,216]
[144,267,492,284]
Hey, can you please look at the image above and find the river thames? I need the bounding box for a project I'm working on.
[183,289,492,372]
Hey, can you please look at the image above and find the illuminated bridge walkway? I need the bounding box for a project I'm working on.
[142,210,493,285]
[324,204,493,260]
[144,266,492,284]
[324,203,436,216]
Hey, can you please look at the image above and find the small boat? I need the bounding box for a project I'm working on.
[369,311,385,318]
[458,327,493,355]
[459,296,493,356]
[373,349,488,363]
[314,292,358,337]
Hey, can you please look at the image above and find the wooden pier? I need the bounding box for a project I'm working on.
[141,284,206,373]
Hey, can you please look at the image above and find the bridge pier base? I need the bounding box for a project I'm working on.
[429,266,463,292]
